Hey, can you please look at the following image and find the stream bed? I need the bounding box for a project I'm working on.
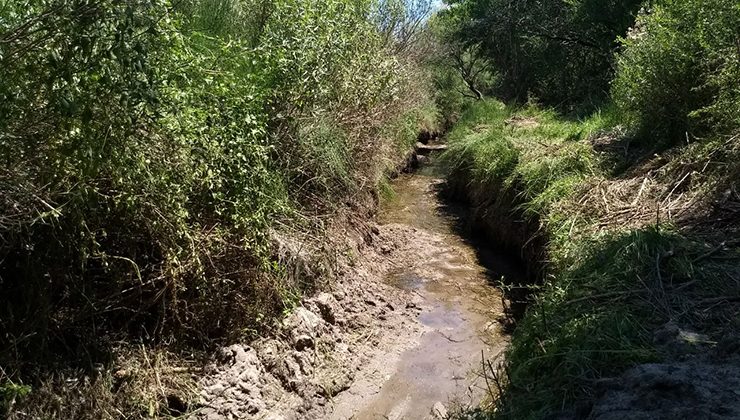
[330,152,523,419]
[196,150,525,420]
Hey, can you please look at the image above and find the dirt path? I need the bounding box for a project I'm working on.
[195,153,517,419]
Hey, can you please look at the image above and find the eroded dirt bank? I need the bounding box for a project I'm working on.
[194,151,519,419]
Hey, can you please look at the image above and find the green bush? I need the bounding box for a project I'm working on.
[437,0,643,108]
[613,0,740,143]
[440,99,739,419]
[0,0,436,398]
[499,227,682,419]
[0,0,194,362]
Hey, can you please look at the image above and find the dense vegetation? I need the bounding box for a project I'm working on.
[0,0,436,416]
[437,0,739,418]
[1,0,738,417]
[443,101,740,419]
[613,0,740,143]
[435,0,643,107]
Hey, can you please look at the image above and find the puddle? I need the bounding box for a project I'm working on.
[387,270,426,291]
[340,150,521,419]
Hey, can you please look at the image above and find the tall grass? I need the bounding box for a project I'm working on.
[442,100,740,419]
[441,100,607,217]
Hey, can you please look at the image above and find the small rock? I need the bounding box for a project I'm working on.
[205,411,221,420]
[218,346,235,363]
[314,292,341,324]
[284,307,323,342]
[255,339,282,369]
[371,225,380,235]
[432,401,448,419]
[228,374,241,386]
[280,355,305,385]
[246,403,260,414]
[207,383,225,396]
[654,321,680,345]
[233,346,250,364]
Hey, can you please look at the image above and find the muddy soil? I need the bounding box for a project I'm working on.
[194,152,518,419]
[586,358,740,420]
[579,324,740,420]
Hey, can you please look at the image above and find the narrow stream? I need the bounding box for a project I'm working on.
[344,150,524,419]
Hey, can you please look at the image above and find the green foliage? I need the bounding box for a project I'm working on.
[442,99,740,419]
[495,222,733,419]
[437,2,740,419]
[165,30,286,249]
[0,0,196,360]
[442,100,602,216]
[440,101,656,418]
[426,13,493,122]
[431,63,470,125]
[294,120,354,199]
[437,0,643,107]
[0,381,31,413]
[0,0,437,406]
[182,0,271,43]
[612,0,740,143]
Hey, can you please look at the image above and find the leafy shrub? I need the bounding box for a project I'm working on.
[612,0,740,143]
[437,0,643,108]
[0,0,437,402]
[0,0,191,366]
[431,63,471,126]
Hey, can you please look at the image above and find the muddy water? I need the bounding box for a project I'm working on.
[344,155,518,419]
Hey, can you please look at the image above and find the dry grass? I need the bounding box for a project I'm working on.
[505,116,540,130]
[567,132,740,236]
[554,130,740,335]
[6,347,198,420]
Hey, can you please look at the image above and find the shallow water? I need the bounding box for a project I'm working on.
[346,153,519,419]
